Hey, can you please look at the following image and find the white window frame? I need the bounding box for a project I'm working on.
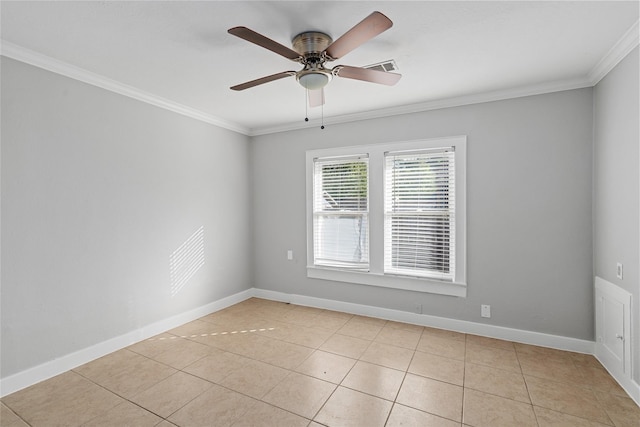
[306,136,467,297]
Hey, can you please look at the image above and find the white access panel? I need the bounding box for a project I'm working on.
[595,277,632,379]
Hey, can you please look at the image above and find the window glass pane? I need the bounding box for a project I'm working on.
[313,156,369,270]
[385,150,455,280]
[313,214,369,269]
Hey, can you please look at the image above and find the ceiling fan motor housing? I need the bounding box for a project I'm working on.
[292,31,333,56]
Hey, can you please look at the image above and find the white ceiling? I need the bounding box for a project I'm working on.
[1,1,638,135]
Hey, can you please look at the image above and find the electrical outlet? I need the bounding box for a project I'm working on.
[481,304,491,318]
[616,262,623,279]
[287,250,293,261]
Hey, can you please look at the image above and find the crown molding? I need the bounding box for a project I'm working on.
[3,15,638,139]
[0,40,250,136]
[588,20,639,85]
[249,76,593,136]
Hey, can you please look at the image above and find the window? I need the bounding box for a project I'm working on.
[306,136,466,297]
[384,149,455,281]
[312,155,369,270]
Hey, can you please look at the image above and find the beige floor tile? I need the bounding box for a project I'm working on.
[151,337,213,369]
[314,312,352,331]
[219,358,289,399]
[81,400,162,427]
[514,343,575,364]
[464,362,530,403]
[295,350,356,384]
[200,311,270,330]
[422,326,466,342]
[315,386,393,427]
[384,320,425,334]
[465,342,521,373]
[319,309,354,321]
[290,304,326,315]
[417,334,466,360]
[386,403,461,427]
[281,324,334,349]
[127,333,184,358]
[155,421,179,427]
[579,366,628,396]
[534,406,613,427]
[262,372,336,419]
[320,333,371,359]
[525,376,612,424]
[2,371,123,427]
[375,326,422,350]
[254,339,315,370]
[466,334,515,351]
[130,371,213,418]
[360,341,414,371]
[168,384,257,426]
[279,306,323,326]
[256,304,298,320]
[182,348,250,383]
[338,318,384,340]
[352,314,388,326]
[168,319,226,339]
[341,361,405,401]
[205,329,274,357]
[518,352,585,384]
[595,391,640,427]
[396,373,463,422]
[0,403,30,427]
[75,350,177,400]
[230,400,309,427]
[409,351,464,386]
[571,353,606,370]
[73,349,141,381]
[463,388,537,427]
[257,319,295,340]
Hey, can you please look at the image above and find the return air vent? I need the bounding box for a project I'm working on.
[364,60,398,73]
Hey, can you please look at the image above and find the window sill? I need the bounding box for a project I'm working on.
[307,266,467,297]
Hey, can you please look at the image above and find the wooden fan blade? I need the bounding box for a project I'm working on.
[308,88,325,107]
[325,12,393,60]
[335,65,401,86]
[228,26,301,61]
[230,71,296,91]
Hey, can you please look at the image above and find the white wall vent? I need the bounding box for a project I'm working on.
[364,60,398,73]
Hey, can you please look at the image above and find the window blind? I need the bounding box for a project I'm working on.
[313,156,369,270]
[384,149,455,280]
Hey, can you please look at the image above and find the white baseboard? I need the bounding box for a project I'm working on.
[3,286,630,403]
[256,288,640,405]
[252,289,595,354]
[0,288,253,397]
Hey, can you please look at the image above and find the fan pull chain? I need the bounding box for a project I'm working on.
[304,89,309,122]
[321,103,325,129]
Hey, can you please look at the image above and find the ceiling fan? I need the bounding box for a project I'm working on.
[228,11,402,107]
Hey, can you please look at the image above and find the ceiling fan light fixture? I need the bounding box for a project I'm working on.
[297,71,331,90]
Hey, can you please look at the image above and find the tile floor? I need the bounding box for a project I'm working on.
[2,298,639,427]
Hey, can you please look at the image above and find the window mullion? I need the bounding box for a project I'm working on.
[368,150,385,275]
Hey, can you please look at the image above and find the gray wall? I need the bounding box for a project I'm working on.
[1,58,253,377]
[252,88,594,341]
[594,47,639,383]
